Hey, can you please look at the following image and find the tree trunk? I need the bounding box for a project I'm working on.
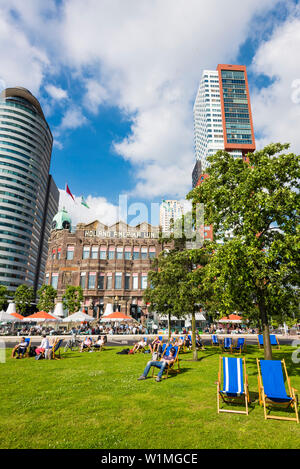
[258,296,272,360]
[168,311,171,340]
[192,310,198,361]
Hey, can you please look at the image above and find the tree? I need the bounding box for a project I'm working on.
[0,285,8,311]
[14,285,35,316]
[37,285,57,313]
[144,247,213,361]
[188,143,300,359]
[63,285,83,315]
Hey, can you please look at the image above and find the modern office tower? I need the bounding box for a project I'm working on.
[193,64,255,174]
[160,200,184,234]
[192,160,202,189]
[0,87,59,295]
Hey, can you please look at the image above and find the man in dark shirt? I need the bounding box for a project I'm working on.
[137,347,177,382]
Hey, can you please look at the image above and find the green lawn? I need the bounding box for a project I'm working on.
[1,345,299,449]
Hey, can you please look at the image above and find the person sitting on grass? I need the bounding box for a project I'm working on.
[12,337,28,358]
[148,336,161,354]
[137,347,177,382]
[80,336,93,352]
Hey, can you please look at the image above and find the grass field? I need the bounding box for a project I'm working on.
[1,344,299,449]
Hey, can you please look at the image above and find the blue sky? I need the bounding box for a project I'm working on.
[0,0,300,226]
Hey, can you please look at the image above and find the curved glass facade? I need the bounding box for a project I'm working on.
[0,88,59,294]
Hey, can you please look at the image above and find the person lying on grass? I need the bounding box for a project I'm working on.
[137,346,177,382]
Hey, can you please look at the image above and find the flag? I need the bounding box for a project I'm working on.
[66,183,75,201]
[81,196,89,209]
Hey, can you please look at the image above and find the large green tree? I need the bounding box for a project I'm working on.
[188,143,300,359]
[14,285,35,316]
[63,285,83,315]
[0,285,8,311]
[37,285,57,313]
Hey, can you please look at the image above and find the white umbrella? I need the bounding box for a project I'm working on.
[0,311,18,322]
[102,303,113,317]
[53,302,65,318]
[62,311,95,323]
[6,303,17,315]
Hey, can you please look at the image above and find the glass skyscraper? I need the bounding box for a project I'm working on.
[0,87,59,295]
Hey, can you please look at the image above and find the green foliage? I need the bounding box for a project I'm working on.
[188,143,300,358]
[37,285,57,313]
[14,285,34,315]
[63,285,83,314]
[0,285,8,310]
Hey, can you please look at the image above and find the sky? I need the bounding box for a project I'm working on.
[0,0,300,226]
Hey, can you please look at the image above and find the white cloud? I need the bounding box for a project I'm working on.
[251,10,300,153]
[58,189,119,227]
[45,84,68,100]
[83,79,108,114]
[59,106,88,131]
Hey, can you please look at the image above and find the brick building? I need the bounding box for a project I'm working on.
[45,210,172,320]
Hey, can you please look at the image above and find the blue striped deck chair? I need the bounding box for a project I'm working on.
[257,359,299,423]
[257,334,280,349]
[211,335,220,347]
[50,338,63,359]
[222,337,233,353]
[217,356,249,415]
[152,345,180,379]
[233,338,245,354]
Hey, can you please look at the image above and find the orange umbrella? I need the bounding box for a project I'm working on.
[23,311,58,322]
[11,312,24,320]
[100,312,135,322]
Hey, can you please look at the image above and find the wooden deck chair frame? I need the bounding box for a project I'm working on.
[217,356,249,415]
[233,338,246,355]
[221,337,233,353]
[11,338,31,358]
[152,345,180,379]
[257,358,299,423]
[51,338,63,360]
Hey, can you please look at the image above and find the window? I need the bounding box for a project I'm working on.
[45,273,50,285]
[57,248,61,260]
[133,247,140,260]
[106,273,112,290]
[51,273,58,289]
[149,247,156,259]
[52,248,56,260]
[88,272,96,289]
[67,245,74,260]
[116,247,123,260]
[98,273,104,290]
[83,246,90,259]
[125,274,130,290]
[80,272,86,289]
[100,245,106,259]
[115,272,122,289]
[141,247,147,260]
[91,246,98,259]
[141,273,148,290]
[108,246,115,260]
[132,273,138,290]
[124,246,131,260]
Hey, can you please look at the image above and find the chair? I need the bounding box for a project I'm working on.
[257,359,299,423]
[257,334,280,349]
[50,339,63,359]
[222,337,233,353]
[232,338,245,354]
[211,335,220,347]
[11,337,31,358]
[152,345,180,379]
[217,356,249,415]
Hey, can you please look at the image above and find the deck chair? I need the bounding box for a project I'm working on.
[152,345,180,379]
[257,359,299,423]
[12,337,31,358]
[222,337,233,353]
[50,338,63,359]
[232,338,246,354]
[217,356,249,415]
[257,334,280,350]
[211,335,220,347]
